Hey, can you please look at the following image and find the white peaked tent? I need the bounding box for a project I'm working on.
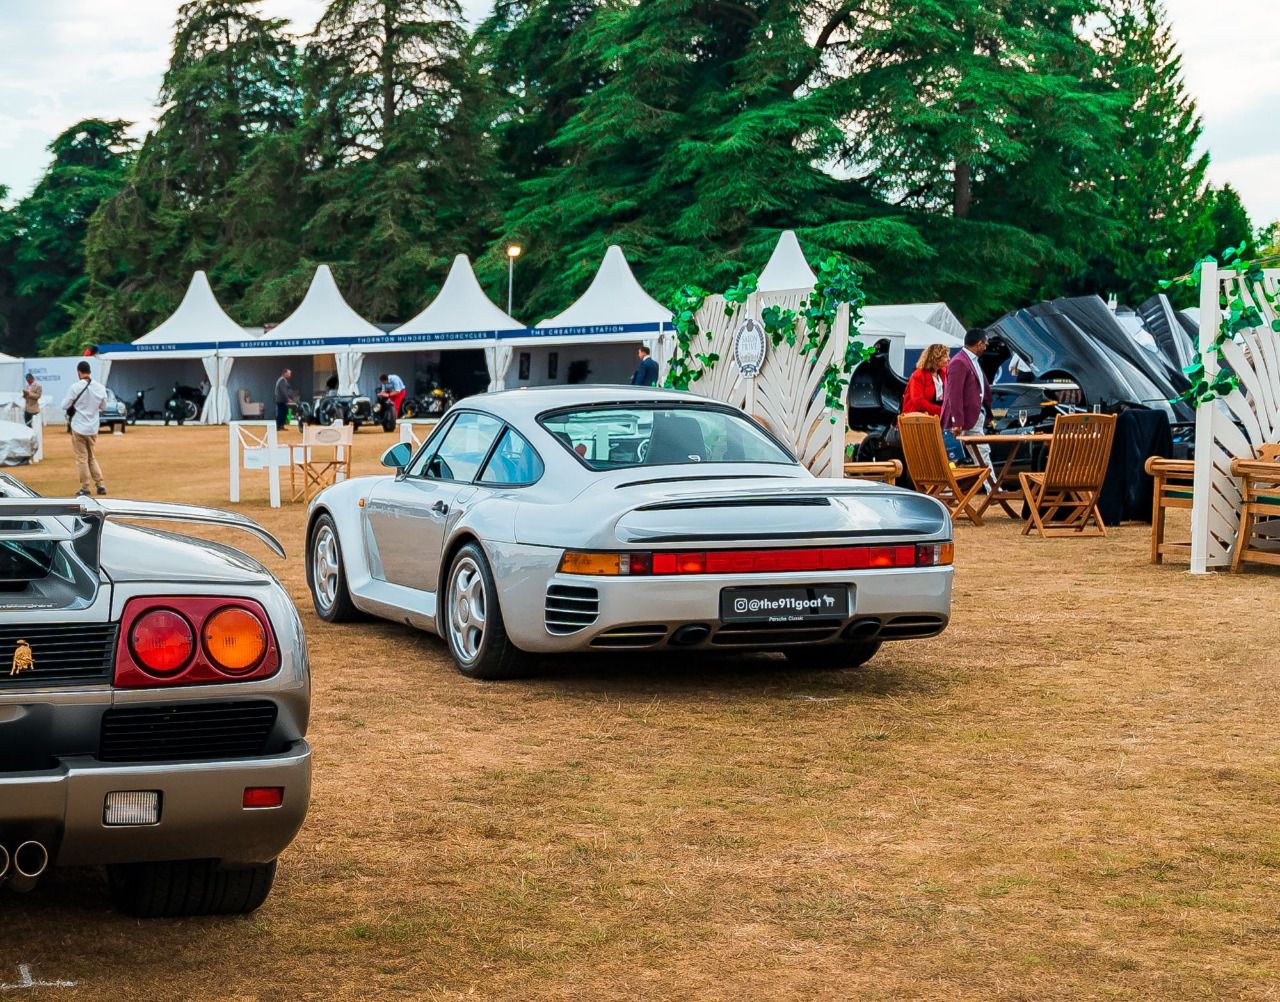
[100,270,248,423]
[862,303,966,374]
[497,245,672,389]
[757,230,817,292]
[227,265,385,396]
[394,254,522,391]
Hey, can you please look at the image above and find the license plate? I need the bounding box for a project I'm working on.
[719,586,850,623]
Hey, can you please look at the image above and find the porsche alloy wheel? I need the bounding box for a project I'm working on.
[443,543,533,680]
[308,514,357,622]
[447,555,487,662]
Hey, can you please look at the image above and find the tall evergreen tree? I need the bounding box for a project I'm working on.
[9,120,135,354]
[490,0,930,322]
[64,0,299,351]
[1078,0,1213,304]
[302,0,498,321]
[1204,183,1254,259]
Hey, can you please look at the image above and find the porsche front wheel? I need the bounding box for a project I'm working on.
[443,543,533,680]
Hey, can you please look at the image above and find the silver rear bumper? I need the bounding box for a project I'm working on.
[0,740,310,867]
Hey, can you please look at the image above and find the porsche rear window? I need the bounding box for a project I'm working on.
[541,406,792,470]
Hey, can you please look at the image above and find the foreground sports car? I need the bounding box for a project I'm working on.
[307,387,953,679]
[0,476,310,916]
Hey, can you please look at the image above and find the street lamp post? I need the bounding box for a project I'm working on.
[506,244,522,316]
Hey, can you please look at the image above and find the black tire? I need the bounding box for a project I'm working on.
[783,640,882,670]
[442,542,534,680]
[352,420,363,431]
[107,859,276,918]
[182,400,198,421]
[307,513,359,622]
[381,409,396,432]
[401,400,417,419]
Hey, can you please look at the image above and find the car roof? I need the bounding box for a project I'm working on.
[463,385,718,423]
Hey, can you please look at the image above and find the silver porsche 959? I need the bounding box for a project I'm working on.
[306,387,953,680]
[0,475,309,916]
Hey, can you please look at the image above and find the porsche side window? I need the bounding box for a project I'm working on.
[479,428,544,486]
[420,412,503,483]
[404,413,457,479]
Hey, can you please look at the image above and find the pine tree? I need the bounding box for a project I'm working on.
[1078,0,1213,304]
[10,120,135,354]
[302,0,498,321]
[64,0,299,350]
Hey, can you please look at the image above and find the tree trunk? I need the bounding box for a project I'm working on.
[953,161,972,218]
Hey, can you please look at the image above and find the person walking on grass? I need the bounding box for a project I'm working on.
[60,360,108,497]
[274,368,295,430]
[21,372,42,427]
[941,328,993,472]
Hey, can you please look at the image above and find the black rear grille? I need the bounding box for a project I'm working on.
[878,615,947,640]
[0,623,117,687]
[590,625,668,649]
[100,701,278,763]
[545,584,600,635]
[711,620,844,647]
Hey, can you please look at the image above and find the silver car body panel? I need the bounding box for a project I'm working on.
[309,386,954,654]
[0,476,310,869]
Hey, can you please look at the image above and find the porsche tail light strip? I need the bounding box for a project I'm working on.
[114,597,279,688]
[558,543,953,576]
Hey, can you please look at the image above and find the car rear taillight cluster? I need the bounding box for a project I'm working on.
[558,542,954,576]
[114,597,279,688]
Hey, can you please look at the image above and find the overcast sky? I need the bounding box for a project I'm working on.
[1,0,1277,226]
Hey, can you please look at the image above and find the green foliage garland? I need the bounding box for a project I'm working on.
[1161,244,1280,406]
[665,254,870,417]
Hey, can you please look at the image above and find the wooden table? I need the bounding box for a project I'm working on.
[957,432,1053,517]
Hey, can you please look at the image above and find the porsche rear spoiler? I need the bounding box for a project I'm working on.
[0,476,284,559]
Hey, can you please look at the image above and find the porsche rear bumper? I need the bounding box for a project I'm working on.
[490,542,952,653]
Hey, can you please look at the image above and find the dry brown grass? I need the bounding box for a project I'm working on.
[5,424,1280,1001]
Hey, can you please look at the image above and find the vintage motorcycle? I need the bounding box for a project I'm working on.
[163,383,205,425]
[128,387,164,424]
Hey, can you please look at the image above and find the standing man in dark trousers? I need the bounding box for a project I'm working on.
[941,329,993,471]
[274,368,294,430]
[631,346,659,386]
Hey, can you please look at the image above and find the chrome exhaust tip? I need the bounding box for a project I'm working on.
[8,841,49,893]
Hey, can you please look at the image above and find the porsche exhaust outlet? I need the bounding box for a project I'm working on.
[0,844,9,884]
[842,618,882,643]
[670,624,711,647]
[7,841,49,893]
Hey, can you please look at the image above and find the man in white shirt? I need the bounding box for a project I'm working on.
[60,360,108,496]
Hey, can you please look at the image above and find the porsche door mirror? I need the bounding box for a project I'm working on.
[381,442,413,470]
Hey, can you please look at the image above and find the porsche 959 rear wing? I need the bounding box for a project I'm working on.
[0,475,284,559]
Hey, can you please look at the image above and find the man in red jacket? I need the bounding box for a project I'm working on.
[941,328,993,470]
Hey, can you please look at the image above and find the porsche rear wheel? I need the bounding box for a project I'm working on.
[444,542,533,680]
[783,640,882,670]
[308,514,358,622]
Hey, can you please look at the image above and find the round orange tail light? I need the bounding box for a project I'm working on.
[203,607,268,674]
[129,609,195,674]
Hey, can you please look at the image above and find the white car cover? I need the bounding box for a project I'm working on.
[0,419,38,465]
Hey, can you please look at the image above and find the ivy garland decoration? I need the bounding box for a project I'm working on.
[1160,244,1280,407]
[664,254,871,417]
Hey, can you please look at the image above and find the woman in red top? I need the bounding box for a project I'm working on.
[901,343,951,416]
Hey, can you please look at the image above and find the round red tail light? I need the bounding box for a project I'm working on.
[129,609,195,674]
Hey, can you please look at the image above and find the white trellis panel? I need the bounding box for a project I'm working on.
[1191,261,1280,572]
[687,288,848,478]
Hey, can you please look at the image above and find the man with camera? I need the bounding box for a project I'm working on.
[60,360,108,496]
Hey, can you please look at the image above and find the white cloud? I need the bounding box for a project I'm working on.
[1,0,1276,224]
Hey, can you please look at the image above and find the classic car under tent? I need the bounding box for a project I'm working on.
[494,245,673,390]
[218,264,386,415]
[96,271,250,423]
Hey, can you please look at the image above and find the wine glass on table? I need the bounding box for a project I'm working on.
[1017,409,1028,433]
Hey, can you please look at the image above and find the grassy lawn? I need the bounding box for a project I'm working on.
[5,424,1279,1000]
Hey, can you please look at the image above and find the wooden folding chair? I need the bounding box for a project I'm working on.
[1230,444,1280,571]
[1019,413,1117,537]
[898,414,988,525]
[843,459,902,485]
[290,424,354,502]
[1144,457,1194,564]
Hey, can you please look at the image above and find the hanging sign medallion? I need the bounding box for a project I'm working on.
[732,318,767,379]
